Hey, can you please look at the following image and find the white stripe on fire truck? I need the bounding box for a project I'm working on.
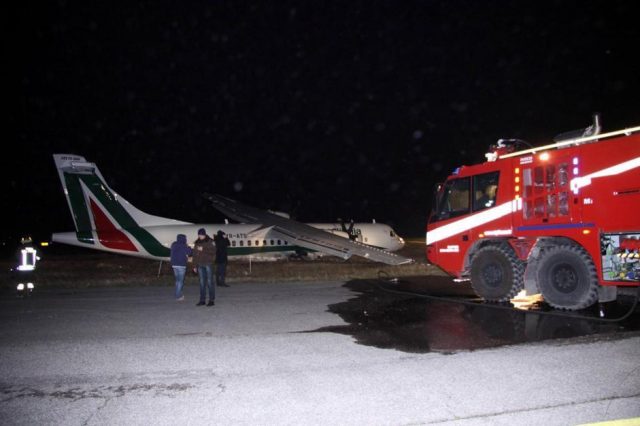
[427,157,640,246]
[571,156,640,191]
[426,200,517,245]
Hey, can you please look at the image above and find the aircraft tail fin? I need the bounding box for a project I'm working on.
[53,154,189,239]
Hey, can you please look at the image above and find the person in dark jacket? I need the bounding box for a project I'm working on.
[170,234,192,301]
[214,230,231,287]
[193,228,216,306]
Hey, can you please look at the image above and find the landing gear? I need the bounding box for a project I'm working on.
[536,244,599,310]
[470,245,524,302]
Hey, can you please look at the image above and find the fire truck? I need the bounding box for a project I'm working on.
[426,118,640,310]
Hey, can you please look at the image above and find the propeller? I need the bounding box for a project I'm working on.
[338,218,357,241]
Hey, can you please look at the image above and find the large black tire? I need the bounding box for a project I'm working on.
[536,244,599,310]
[470,245,524,302]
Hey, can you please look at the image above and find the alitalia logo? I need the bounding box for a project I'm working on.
[64,171,170,257]
[88,197,138,252]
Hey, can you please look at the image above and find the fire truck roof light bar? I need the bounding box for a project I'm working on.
[498,125,640,160]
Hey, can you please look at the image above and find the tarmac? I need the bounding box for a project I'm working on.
[1,278,639,425]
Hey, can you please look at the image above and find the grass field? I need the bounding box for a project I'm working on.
[1,240,446,289]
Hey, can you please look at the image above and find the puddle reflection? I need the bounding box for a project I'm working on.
[312,277,640,353]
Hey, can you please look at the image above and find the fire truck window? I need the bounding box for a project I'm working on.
[523,169,533,198]
[558,163,569,187]
[547,193,557,217]
[559,191,569,215]
[534,197,545,218]
[473,172,500,211]
[534,167,544,194]
[546,165,556,191]
[433,177,470,221]
[524,199,533,219]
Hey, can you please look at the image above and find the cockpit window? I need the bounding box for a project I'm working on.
[473,171,500,211]
[432,177,470,222]
[390,230,396,237]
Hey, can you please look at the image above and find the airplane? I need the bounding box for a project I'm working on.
[52,154,412,265]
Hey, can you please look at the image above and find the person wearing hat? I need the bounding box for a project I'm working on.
[214,230,231,287]
[192,228,216,306]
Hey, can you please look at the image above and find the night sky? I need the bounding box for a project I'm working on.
[8,1,640,244]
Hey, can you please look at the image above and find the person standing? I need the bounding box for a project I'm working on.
[170,234,192,301]
[193,228,216,306]
[214,230,231,287]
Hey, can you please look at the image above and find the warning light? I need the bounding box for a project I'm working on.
[514,167,520,174]
[539,152,550,161]
[515,185,520,192]
[582,229,591,235]
[514,176,520,183]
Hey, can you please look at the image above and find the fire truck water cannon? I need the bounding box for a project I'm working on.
[427,116,640,311]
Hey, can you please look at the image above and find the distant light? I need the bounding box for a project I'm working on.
[539,152,550,161]
[40,242,49,247]
[17,283,25,291]
[27,283,34,289]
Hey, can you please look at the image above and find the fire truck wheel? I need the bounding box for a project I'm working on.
[470,245,524,302]
[536,244,599,310]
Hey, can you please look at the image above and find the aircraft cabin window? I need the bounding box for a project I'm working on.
[270,239,274,245]
[277,240,281,245]
[247,240,252,246]
[284,241,288,245]
[231,240,236,247]
[239,240,244,247]
[263,240,267,246]
[255,240,259,246]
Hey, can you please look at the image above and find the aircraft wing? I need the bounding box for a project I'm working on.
[204,194,413,265]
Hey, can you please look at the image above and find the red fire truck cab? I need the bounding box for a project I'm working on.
[426,122,640,310]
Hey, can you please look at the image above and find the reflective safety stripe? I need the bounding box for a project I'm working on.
[571,156,640,191]
[427,201,518,245]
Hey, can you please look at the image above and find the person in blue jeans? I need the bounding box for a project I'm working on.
[192,228,216,306]
[170,234,192,301]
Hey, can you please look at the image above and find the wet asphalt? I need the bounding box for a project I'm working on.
[1,277,639,425]
[312,276,640,353]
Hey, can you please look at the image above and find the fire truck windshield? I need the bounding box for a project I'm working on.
[432,177,470,222]
[431,171,500,222]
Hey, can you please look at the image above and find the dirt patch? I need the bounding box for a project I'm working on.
[1,240,446,288]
